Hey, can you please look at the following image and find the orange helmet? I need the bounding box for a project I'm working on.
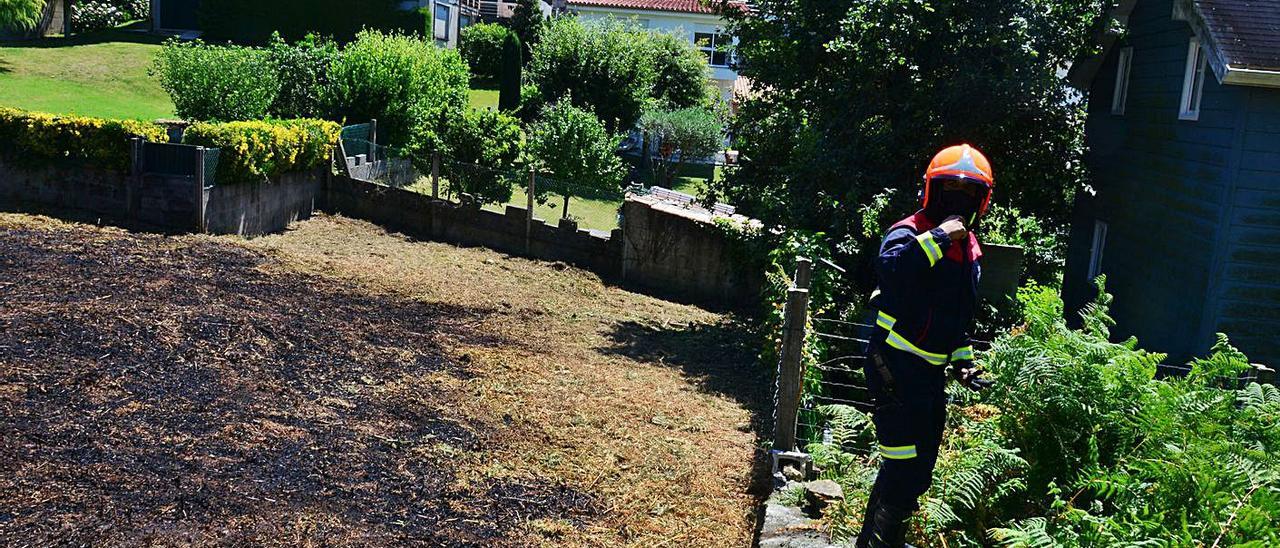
[922,144,995,218]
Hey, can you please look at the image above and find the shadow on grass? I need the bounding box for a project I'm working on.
[603,318,767,408]
[0,226,598,545]
[4,25,165,49]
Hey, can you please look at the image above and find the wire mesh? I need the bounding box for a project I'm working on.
[341,138,421,189]
[203,148,220,189]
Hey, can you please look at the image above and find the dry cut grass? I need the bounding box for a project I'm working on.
[0,213,769,546]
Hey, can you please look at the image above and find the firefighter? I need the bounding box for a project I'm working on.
[856,144,995,548]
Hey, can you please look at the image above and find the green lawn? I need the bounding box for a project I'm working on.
[0,30,502,120]
[0,31,173,120]
[481,167,718,233]
[468,88,499,110]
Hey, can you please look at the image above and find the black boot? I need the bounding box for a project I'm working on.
[863,504,914,548]
[855,501,878,548]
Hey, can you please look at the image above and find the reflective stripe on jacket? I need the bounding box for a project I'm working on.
[870,211,981,366]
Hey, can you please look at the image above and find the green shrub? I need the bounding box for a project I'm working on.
[1,0,46,32]
[0,107,168,172]
[528,18,656,133]
[151,39,280,122]
[325,30,469,150]
[70,1,128,31]
[648,31,715,110]
[435,108,523,204]
[526,99,625,216]
[528,18,713,132]
[637,106,723,187]
[198,0,422,44]
[459,23,509,86]
[183,119,340,183]
[267,33,338,120]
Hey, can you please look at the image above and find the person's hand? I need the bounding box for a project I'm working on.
[939,216,968,242]
[951,365,993,392]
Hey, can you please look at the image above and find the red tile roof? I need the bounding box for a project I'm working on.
[566,0,727,15]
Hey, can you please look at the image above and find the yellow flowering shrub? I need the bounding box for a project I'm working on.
[0,107,169,173]
[182,119,340,184]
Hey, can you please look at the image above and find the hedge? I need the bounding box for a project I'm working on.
[0,107,168,173]
[182,119,341,183]
[459,23,509,87]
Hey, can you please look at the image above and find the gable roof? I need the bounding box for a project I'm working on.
[566,0,719,15]
[1190,0,1280,83]
[1069,0,1280,90]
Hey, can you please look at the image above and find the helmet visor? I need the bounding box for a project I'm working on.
[938,176,988,199]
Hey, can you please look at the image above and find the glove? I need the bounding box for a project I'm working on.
[951,362,993,392]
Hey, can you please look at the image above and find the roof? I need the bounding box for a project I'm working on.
[1194,0,1280,73]
[566,0,724,15]
[1069,0,1280,89]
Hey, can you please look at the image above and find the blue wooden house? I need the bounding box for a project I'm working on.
[1062,0,1280,365]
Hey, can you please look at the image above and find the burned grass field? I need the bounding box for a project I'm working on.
[0,214,766,546]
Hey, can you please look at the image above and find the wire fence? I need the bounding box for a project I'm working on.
[775,257,1270,464]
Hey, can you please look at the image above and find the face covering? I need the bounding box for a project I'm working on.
[925,177,987,225]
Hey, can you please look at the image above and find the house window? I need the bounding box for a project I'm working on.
[1088,220,1108,280]
[1179,38,1208,120]
[695,33,732,67]
[1112,47,1133,115]
[460,14,472,29]
[434,4,452,42]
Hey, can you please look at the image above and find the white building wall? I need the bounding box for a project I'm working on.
[571,6,739,102]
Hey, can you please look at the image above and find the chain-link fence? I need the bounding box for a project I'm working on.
[341,138,420,188]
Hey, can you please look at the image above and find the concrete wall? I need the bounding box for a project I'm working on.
[322,174,624,276]
[619,195,759,303]
[0,158,200,232]
[0,158,325,237]
[203,169,323,237]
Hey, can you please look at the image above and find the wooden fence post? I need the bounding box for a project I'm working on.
[368,119,378,162]
[795,257,813,290]
[773,257,813,453]
[431,152,440,199]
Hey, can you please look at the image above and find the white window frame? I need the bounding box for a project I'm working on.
[1088,220,1108,280]
[1179,38,1208,121]
[694,32,732,68]
[1112,47,1134,115]
[434,4,452,43]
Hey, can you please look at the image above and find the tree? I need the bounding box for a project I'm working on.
[436,108,524,204]
[0,0,46,32]
[527,18,711,133]
[648,31,715,110]
[508,0,543,62]
[526,99,625,219]
[638,107,723,187]
[459,22,509,86]
[714,0,1115,285]
[325,30,469,150]
[498,32,522,113]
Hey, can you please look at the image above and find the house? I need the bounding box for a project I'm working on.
[565,0,741,102]
[149,0,480,47]
[480,0,552,22]
[151,0,200,33]
[419,0,481,48]
[1062,0,1280,365]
